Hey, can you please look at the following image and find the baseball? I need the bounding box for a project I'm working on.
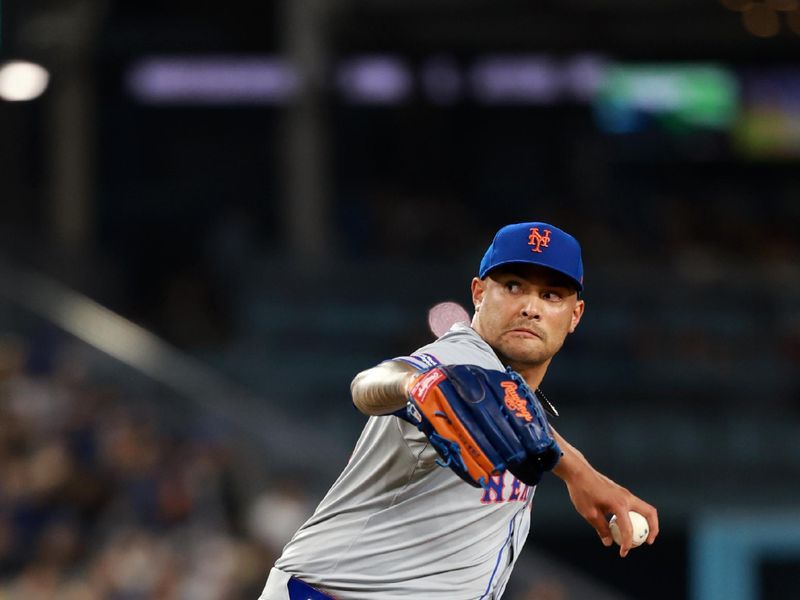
[609,511,649,547]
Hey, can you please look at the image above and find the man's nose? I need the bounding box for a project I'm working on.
[520,297,542,320]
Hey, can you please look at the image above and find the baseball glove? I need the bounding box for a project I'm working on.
[403,364,562,488]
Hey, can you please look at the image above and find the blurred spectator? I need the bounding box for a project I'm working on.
[517,579,570,600]
[0,331,292,599]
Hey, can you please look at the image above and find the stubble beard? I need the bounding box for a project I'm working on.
[492,336,559,369]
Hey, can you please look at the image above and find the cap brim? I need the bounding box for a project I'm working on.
[481,259,583,292]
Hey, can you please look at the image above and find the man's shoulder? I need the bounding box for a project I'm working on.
[411,323,503,370]
[439,321,479,339]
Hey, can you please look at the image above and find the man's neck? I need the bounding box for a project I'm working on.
[506,360,550,389]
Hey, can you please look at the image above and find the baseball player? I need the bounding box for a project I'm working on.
[259,222,659,600]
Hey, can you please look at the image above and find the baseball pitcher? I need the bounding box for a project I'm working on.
[259,222,659,600]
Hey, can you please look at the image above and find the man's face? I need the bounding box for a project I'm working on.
[471,264,585,369]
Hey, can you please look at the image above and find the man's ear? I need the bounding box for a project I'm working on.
[569,298,585,333]
[471,277,485,312]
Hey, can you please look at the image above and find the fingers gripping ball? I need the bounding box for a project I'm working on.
[609,511,649,548]
[405,365,562,488]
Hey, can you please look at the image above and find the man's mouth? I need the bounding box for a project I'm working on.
[508,327,543,339]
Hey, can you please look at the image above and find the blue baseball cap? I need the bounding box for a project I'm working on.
[479,222,584,291]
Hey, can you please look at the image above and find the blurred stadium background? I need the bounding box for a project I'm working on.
[1,0,800,598]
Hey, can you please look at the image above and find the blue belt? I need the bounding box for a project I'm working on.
[287,577,335,600]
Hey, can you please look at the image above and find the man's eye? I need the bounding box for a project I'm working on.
[505,281,521,292]
[543,291,563,301]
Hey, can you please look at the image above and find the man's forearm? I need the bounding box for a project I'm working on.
[549,426,659,555]
[351,361,417,415]
[551,428,593,483]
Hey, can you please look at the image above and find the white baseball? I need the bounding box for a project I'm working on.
[609,511,649,547]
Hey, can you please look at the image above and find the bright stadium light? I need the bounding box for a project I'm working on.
[0,60,50,101]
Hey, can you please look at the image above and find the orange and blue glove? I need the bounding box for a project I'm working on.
[402,365,562,488]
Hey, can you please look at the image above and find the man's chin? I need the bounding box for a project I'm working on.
[500,347,551,368]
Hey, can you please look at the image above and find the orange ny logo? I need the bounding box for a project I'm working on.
[528,228,551,253]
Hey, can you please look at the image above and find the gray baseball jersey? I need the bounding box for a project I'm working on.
[270,323,538,599]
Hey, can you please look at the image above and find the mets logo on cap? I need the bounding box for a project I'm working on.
[528,227,551,253]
